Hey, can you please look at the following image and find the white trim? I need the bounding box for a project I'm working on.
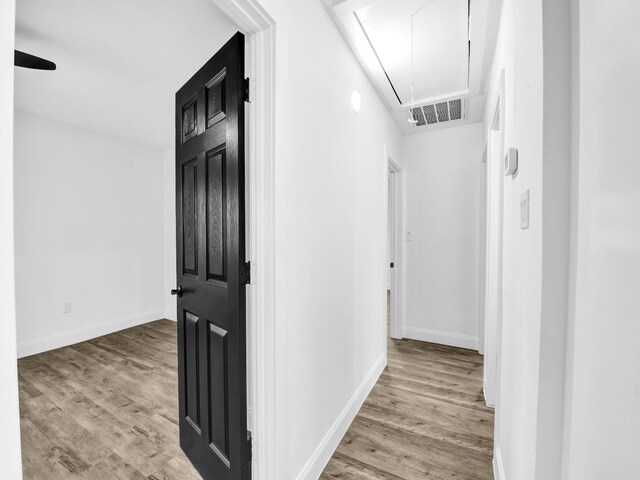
[493,445,505,480]
[400,89,470,110]
[403,326,479,351]
[478,144,488,356]
[388,156,401,173]
[294,352,387,480]
[484,384,495,408]
[213,0,273,32]
[209,2,277,479]
[483,70,505,408]
[487,66,505,435]
[17,309,164,358]
[0,0,22,476]
[387,150,403,340]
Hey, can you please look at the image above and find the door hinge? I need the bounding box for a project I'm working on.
[242,261,251,285]
[246,432,252,462]
[243,77,251,103]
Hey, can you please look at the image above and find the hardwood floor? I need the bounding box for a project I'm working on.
[18,320,202,480]
[321,307,494,478]
[19,313,493,479]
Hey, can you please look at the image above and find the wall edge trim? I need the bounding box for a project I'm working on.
[17,309,164,358]
[494,444,505,480]
[295,351,387,480]
[403,326,479,350]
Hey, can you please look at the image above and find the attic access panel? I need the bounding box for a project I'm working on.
[356,0,469,105]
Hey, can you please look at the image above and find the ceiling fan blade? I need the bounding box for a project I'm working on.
[14,50,56,70]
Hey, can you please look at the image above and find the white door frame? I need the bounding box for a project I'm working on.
[483,70,505,409]
[212,1,277,478]
[478,146,488,355]
[0,0,22,478]
[387,154,403,340]
[2,0,278,478]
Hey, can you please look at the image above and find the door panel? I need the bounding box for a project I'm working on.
[174,32,249,480]
[207,321,229,460]
[185,312,201,431]
[206,72,227,127]
[182,159,199,276]
[206,149,226,281]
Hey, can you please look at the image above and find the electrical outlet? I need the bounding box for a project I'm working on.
[63,302,72,314]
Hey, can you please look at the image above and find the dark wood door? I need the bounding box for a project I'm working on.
[174,32,249,480]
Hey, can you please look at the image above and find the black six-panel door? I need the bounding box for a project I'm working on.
[174,32,249,480]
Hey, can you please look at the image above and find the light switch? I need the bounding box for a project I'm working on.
[406,231,412,242]
[520,190,530,229]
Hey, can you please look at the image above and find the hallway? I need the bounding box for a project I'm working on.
[321,333,494,479]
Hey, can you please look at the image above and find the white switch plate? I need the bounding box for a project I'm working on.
[520,190,530,229]
[63,302,72,314]
[406,231,412,242]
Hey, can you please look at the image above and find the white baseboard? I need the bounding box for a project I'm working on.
[164,303,177,322]
[403,326,479,351]
[295,351,387,480]
[484,383,495,408]
[17,309,164,358]
[494,445,505,480]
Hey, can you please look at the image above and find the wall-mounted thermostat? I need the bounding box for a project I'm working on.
[504,147,518,176]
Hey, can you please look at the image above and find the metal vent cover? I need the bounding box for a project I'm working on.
[410,98,466,127]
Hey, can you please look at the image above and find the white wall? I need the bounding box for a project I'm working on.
[251,0,402,477]
[563,1,640,478]
[483,1,544,478]
[535,0,572,477]
[162,148,177,321]
[14,113,165,357]
[401,124,484,350]
[0,0,23,477]
[483,0,573,478]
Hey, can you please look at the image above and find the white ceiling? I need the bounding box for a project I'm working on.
[325,0,503,134]
[14,0,239,149]
[356,0,469,104]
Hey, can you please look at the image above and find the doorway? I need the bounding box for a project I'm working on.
[4,1,277,479]
[387,156,402,340]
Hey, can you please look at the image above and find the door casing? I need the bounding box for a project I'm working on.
[387,154,402,340]
[0,0,22,477]
[483,70,505,416]
[478,147,487,356]
[172,2,278,478]
[213,2,277,479]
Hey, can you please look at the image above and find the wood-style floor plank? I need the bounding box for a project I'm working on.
[322,451,406,480]
[18,319,200,480]
[20,314,494,479]
[321,303,494,479]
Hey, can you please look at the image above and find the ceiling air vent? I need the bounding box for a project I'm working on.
[410,98,466,127]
